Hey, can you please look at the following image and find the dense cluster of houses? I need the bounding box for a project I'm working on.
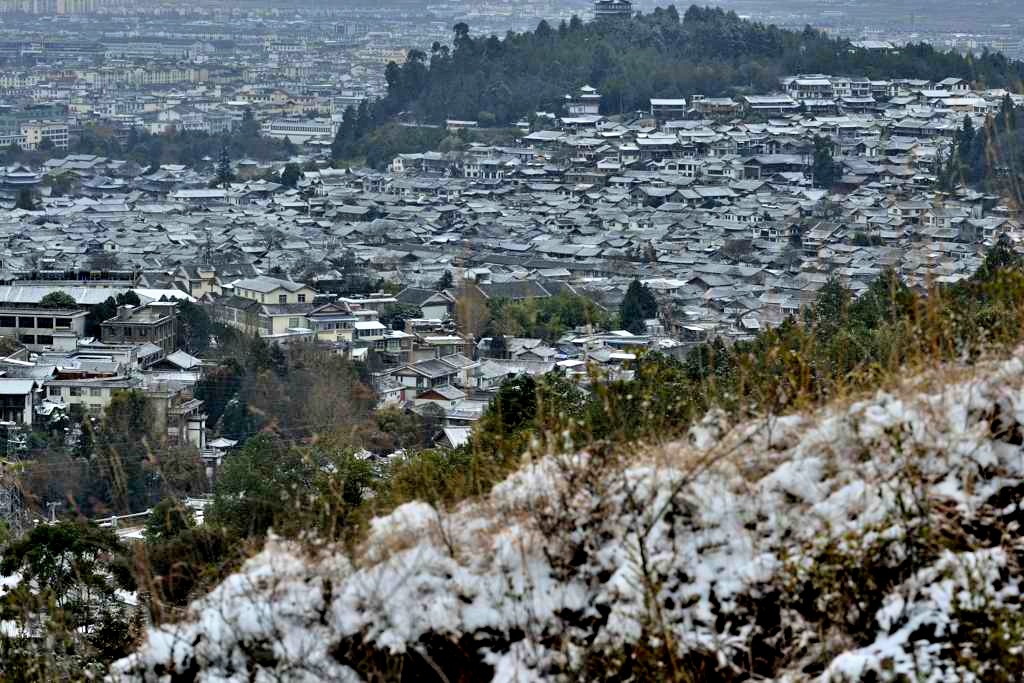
[0,287,211,461]
[0,71,1019,456]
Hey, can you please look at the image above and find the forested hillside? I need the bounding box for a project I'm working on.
[332,4,1024,163]
[381,5,1024,125]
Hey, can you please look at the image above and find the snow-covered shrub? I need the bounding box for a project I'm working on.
[111,355,1024,682]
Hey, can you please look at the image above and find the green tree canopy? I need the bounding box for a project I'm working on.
[280,162,301,188]
[175,300,213,355]
[812,136,837,190]
[14,188,36,211]
[144,497,195,545]
[337,7,1024,160]
[209,435,315,538]
[379,302,423,331]
[209,434,375,541]
[620,280,659,334]
[216,144,233,188]
[0,520,134,613]
[39,291,77,309]
[87,389,157,513]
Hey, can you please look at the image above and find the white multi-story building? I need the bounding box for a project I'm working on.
[20,120,68,150]
[262,117,337,143]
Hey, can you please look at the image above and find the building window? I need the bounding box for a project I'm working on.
[48,386,61,397]
[36,317,53,329]
[298,294,306,303]
[278,294,287,304]
[69,387,83,397]
[0,317,13,328]
[36,335,52,345]
[55,318,71,329]
[90,388,102,397]
[17,317,34,328]
[288,317,301,328]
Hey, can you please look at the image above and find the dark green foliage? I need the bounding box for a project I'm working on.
[331,105,359,160]
[238,107,260,140]
[14,188,36,211]
[848,268,915,332]
[812,136,837,190]
[471,375,539,463]
[219,396,257,440]
[957,115,976,168]
[46,173,75,197]
[0,520,138,677]
[175,300,214,355]
[379,302,423,330]
[269,343,289,377]
[973,233,1023,282]
[140,525,234,616]
[373,7,1024,129]
[805,276,851,345]
[489,333,508,359]
[209,434,312,538]
[333,121,447,168]
[193,358,243,427]
[620,279,659,334]
[86,291,140,336]
[374,407,431,451]
[144,497,194,545]
[215,144,233,188]
[90,389,157,513]
[487,375,538,434]
[850,231,882,247]
[150,445,206,499]
[209,434,375,541]
[376,447,477,511]
[488,292,609,341]
[38,291,76,308]
[436,270,454,290]
[329,7,1024,172]
[0,520,133,608]
[200,332,377,444]
[280,162,301,188]
[374,372,588,516]
[949,101,1024,203]
[589,353,702,444]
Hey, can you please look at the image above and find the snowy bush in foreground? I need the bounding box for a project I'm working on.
[111,356,1024,682]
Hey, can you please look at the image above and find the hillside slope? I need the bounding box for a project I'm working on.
[110,354,1024,682]
[373,5,1024,126]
